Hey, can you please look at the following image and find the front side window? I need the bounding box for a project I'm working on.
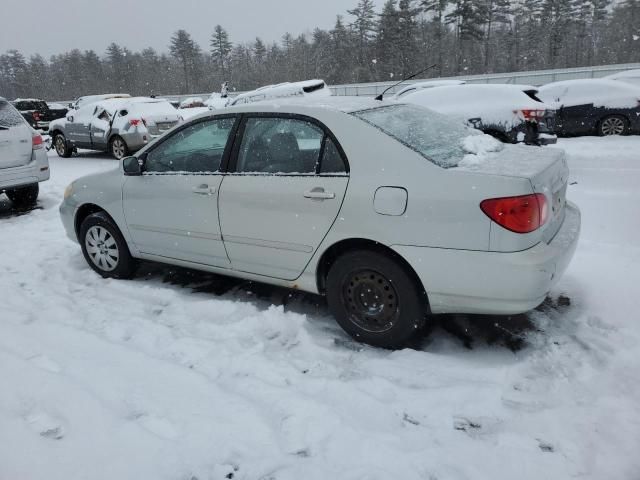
[145,117,235,174]
[236,117,325,174]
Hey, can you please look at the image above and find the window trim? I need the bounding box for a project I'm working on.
[226,112,350,177]
[140,114,240,176]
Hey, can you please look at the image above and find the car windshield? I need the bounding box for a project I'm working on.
[351,104,470,168]
[0,100,25,128]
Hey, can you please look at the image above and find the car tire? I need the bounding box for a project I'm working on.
[599,115,628,136]
[79,212,137,279]
[6,183,39,207]
[54,133,73,158]
[109,136,128,160]
[326,250,428,349]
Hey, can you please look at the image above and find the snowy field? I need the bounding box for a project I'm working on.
[1,138,639,480]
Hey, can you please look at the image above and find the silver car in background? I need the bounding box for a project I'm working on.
[59,98,580,348]
[49,97,181,159]
[0,97,50,206]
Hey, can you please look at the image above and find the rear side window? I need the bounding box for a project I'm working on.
[0,100,26,127]
[352,104,469,168]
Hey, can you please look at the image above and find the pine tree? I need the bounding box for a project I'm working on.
[421,0,450,76]
[169,30,201,93]
[348,0,378,81]
[210,25,232,79]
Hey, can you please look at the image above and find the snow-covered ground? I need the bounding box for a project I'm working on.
[1,138,639,480]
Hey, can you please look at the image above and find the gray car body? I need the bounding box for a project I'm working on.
[60,98,580,315]
[49,97,180,155]
[0,97,50,192]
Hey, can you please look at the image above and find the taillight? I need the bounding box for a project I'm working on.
[129,119,142,127]
[518,109,546,122]
[480,193,548,234]
[32,133,44,150]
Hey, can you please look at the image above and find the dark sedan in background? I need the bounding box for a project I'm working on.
[538,79,640,136]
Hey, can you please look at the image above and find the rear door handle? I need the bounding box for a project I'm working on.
[304,187,335,200]
[192,184,216,196]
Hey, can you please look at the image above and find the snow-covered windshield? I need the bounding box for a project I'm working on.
[351,104,470,168]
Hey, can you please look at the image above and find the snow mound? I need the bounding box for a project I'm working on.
[459,133,504,167]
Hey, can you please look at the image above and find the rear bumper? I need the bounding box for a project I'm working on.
[0,149,50,191]
[393,202,581,315]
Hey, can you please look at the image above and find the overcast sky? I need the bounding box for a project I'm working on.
[2,0,363,57]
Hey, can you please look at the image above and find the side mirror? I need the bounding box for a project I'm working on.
[123,156,143,176]
[67,115,74,123]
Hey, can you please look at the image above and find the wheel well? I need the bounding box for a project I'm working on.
[74,204,110,240]
[316,238,429,307]
[50,129,62,138]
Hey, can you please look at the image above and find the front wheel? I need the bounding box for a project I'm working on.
[6,183,39,207]
[54,133,73,158]
[599,115,628,136]
[326,250,428,349]
[110,136,129,160]
[79,212,137,279]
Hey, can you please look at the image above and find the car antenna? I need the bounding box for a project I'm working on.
[374,64,438,101]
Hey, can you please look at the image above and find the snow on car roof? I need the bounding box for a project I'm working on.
[231,79,330,106]
[225,95,387,114]
[605,69,640,79]
[538,79,640,108]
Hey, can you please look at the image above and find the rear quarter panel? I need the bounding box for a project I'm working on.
[298,109,536,274]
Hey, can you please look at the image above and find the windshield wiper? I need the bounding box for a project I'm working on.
[0,125,10,130]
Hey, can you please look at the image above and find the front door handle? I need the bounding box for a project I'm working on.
[192,184,216,196]
[304,187,335,200]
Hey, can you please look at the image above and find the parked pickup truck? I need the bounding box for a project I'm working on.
[12,98,67,132]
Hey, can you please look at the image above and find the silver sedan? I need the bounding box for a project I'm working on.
[59,98,580,348]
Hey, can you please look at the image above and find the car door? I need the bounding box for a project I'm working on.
[90,107,112,150]
[66,104,95,147]
[218,114,349,280]
[122,116,238,267]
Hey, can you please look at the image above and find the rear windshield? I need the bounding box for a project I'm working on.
[0,100,25,128]
[351,104,470,168]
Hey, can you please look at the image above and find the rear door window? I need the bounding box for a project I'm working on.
[235,117,324,174]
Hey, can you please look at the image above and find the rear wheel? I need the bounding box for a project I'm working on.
[109,136,128,160]
[79,212,137,279]
[326,250,428,349]
[54,133,73,158]
[6,183,39,207]
[599,115,628,136]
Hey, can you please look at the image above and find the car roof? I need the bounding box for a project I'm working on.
[232,79,328,104]
[225,96,387,114]
[183,96,393,123]
[540,78,639,89]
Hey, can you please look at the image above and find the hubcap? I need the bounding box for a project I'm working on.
[55,137,65,156]
[85,226,119,272]
[343,270,400,333]
[601,117,625,136]
[112,139,125,159]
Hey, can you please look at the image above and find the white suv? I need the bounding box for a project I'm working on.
[0,97,50,206]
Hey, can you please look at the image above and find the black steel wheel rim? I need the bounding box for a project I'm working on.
[343,269,400,333]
